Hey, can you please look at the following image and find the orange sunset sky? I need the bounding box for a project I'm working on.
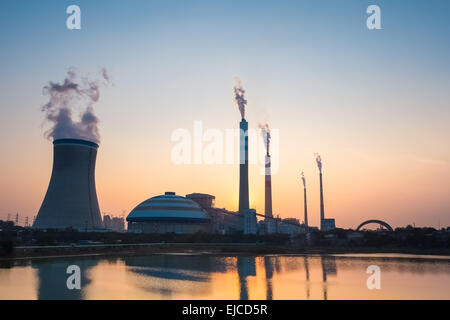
[0,1,449,229]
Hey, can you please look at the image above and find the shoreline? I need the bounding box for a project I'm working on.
[2,243,450,261]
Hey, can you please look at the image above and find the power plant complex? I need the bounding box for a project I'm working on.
[32,81,336,235]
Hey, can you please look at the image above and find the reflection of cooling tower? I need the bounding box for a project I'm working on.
[265,154,273,218]
[239,119,249,213]
[33,139,102,230]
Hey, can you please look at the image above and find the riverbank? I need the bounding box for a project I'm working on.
[1,243,450,261]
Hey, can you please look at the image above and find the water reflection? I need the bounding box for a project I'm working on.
[264,257,274,300]
[320,256,337,300]
[0,254,449,300]
[31,257,99,300]
[123,255,229,298]
[304,256,310,299]
[236,257,256,300]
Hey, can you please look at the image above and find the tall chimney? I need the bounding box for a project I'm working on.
[33,138,103,231]
[303,183,308,228]
[239,119,249,213]
[301,172,308,227]
[319,171,325,230]
[265,154,273,218]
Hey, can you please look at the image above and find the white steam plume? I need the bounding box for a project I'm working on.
[315,153,322,173]
[233,78,247,119]
[41,68,110,144]
[259,123,271,155]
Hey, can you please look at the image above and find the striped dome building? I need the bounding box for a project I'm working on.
[126,192,211,234]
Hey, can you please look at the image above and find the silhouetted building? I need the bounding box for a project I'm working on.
[103,215,125,232]
[321,218,335,232]
[187,193,243,234]
[186,193,215,209]
[244,209,257,235]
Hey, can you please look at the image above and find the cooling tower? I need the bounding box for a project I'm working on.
[239,119,249,213]
[33,138,103,231]
[264,154,273,218]
[319,171,325,230]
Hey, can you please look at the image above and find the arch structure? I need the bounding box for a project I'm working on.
[356,219,393,232]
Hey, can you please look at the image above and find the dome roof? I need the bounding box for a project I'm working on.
[126,192,210,222]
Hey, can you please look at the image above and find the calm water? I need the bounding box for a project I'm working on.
[1,253,449,300]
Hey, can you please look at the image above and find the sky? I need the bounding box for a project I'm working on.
[0,0,449,229]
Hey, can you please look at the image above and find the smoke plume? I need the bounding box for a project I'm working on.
[301,171,306,188]
[259,123,271,155]
[42,69,110,144]
[315,153,322,173]
[233,78,247,119]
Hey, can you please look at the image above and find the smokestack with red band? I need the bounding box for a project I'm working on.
[265,154,273,218]
[259,123,272,219]
[33,138,103,230]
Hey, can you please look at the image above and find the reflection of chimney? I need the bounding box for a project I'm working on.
[265,154,273,218]
[237,257,256,300]
[239,119,249,213]
[319,171,325,230]
[33,139,103,231]
[304,256,310,299]
[264,256,274,300]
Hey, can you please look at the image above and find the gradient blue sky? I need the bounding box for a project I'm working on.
[0,0,449,228]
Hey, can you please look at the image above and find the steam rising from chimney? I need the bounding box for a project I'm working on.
[41,68,110,144]
[315,153,322,173]
[316,153,325,229]
[234,78,247,119]
[259,123,271,155]
[301,171,306,188]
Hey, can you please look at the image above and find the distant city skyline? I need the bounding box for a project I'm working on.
[0,0,449,229]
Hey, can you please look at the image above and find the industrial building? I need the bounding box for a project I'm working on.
[127,192,212,234]
[103,215,125,232]
[186,193,243,234]
[321,218,336,232]
[126,190,308,236]
[126,192,251,235]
